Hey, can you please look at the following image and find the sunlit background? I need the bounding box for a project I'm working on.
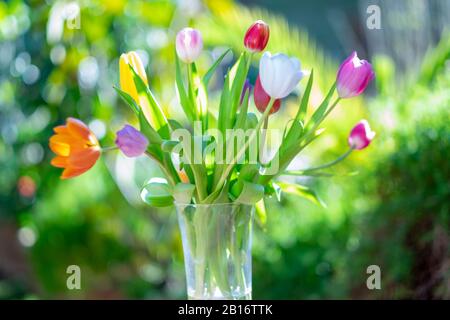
[0,0,449,299]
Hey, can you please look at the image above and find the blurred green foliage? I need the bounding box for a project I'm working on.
[0,0,448,299]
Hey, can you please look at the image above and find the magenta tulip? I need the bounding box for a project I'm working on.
[337,51,375,98]
[115,125,149,157]
[348,120,375,150]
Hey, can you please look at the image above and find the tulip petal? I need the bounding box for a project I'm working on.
[61,166,92,179]
[66,117,92,141]
[128,52,148,85]
[53,125,68,134]
[49,140,70,157]
[259,52,303,99]
[68,148,100,168]
[50,156,68,168]
[120,53,139,102]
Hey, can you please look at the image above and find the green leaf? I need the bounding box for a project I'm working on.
[129,65,170,139]
[229,52,249,126]
[238,163,260,182]
[281,119,304,151]
[234,88,250,130]
[139,111,163,145]
[276,181,326,207]
[230,181,265,205]
[218,52,248,133]
[161,140,180,153]
[168,118,183,131]
[173,183,195,204]
[113,86,140,115]
[140,178,174,207]
[191,63,208,130]
[255,199,267,226]
[187,63,199,119]
[203,48,231,88]
[305,82,336,132]
[218,68,231,134]
[296,69,314,122]
[175,54,196,122]
[265,181,282,201]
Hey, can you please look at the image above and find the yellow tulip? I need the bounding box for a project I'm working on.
[119,51,148,103]
[119,51,156,127]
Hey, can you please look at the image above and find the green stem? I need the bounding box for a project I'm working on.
[193,206,207,298]
[258,116,269,163]
[144,151,177,186]
[101,146,118,152]
[187,64,199,121]
[213,98,275,195]
[283,148,354,175]
[212,52,254,190]
[322,97,341,121]
[231,206,247,296]
[191,164,207,201]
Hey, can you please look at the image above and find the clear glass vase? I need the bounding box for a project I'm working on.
[175,203,254,300]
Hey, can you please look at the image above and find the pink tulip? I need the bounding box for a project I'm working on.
[244,20,270,52]
[337,52,375,98]
[348,120,375,150]
[175,27,203,63]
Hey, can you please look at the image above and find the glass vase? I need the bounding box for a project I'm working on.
[175,203,254,300]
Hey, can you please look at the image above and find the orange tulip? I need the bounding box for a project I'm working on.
[49,118,101,179]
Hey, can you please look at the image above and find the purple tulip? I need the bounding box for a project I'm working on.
[240,78,252,105]
[348,120,375,150]
[115,125,149,157]
[337,52,375,98]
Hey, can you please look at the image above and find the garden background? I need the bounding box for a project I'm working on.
[0,0,449,299]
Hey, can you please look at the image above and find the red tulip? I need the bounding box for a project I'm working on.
[244,20,270,52]
[254,75,281,114]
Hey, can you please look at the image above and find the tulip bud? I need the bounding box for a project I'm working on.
[348,120,375,150]
[115,125,149,157]
[337,51,375,98]
[240,78,252,105]
[119,51,148,103]
[254,75,281,114]
[259,52,304,99]
[244,20,270,52]
[175,27,203,63]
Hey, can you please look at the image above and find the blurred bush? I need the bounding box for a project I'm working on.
[252,37,449,299]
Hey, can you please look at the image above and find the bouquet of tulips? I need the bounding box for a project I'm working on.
[49,20,375,299]
[49,20,375,213]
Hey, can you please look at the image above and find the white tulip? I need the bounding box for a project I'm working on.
[259,52,305,99]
